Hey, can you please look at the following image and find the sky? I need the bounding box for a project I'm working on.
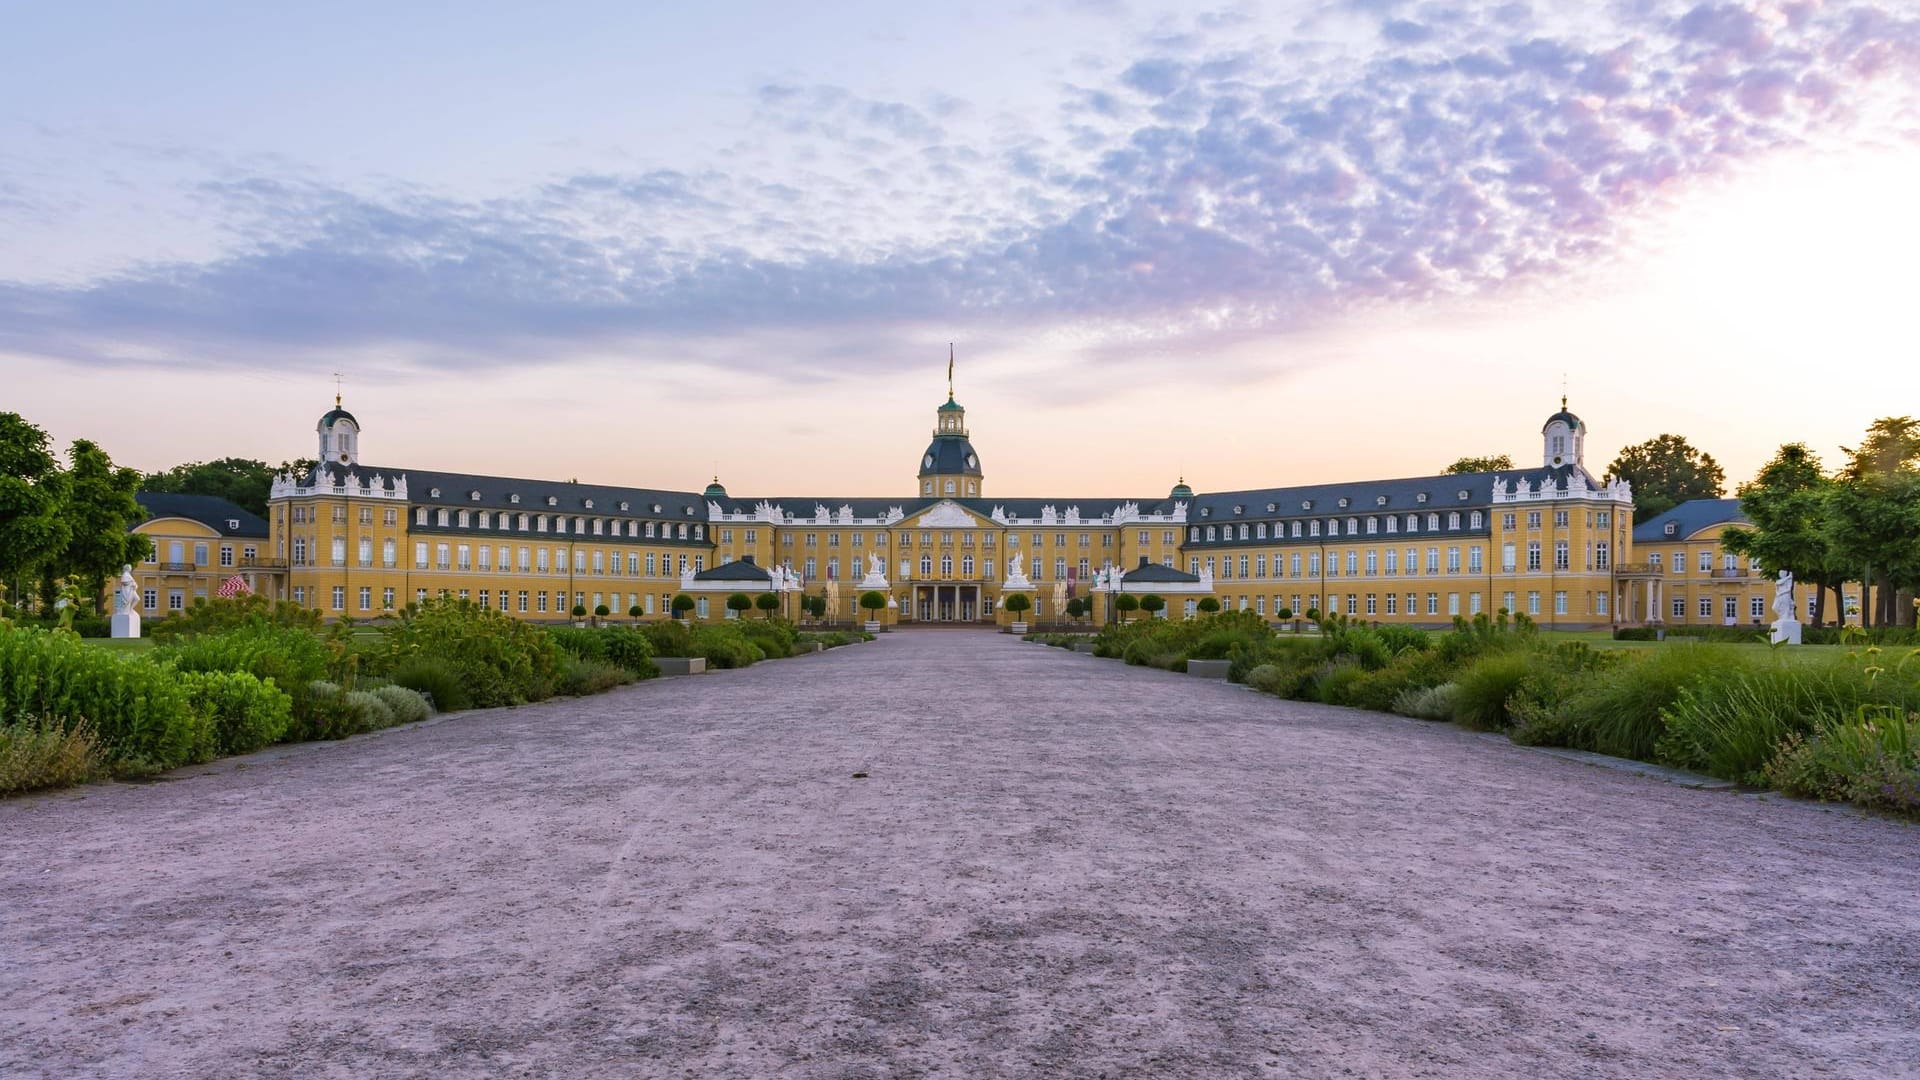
[3,0,1918,498]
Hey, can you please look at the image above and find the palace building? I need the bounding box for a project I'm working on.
[231,381,1690,631]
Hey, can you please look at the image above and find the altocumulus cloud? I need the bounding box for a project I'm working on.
[1,0,1916,376]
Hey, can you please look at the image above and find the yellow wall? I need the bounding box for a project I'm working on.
[132,517,282,614]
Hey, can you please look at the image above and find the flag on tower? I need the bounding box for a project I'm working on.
[216,574,252,598]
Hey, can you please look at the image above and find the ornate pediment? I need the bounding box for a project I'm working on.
[913,500,990,528]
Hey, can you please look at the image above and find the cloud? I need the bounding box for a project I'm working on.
[1,1,1917,379]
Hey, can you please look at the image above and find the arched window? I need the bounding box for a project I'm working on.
[1448,512,1460,530]
[944,480,955,494]
[940,554,953,576]
[923,481,932,494]
[920,554,933,577]
[966,481,976,495]
[962,555,974,576]
[1427,513,1440,531]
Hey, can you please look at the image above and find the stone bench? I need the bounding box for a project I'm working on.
[656,657,707,676]
[1185,659,1230,679]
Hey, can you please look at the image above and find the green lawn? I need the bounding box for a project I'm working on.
[1541,629,1849,662]
[77,637,155,653]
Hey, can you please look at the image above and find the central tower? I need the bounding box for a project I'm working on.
[917,358,983,498]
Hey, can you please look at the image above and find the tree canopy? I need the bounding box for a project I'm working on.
[1442,454,1514,474]
[1605,434,1726,523]
[141,457,298,518]
[0,413,70,599]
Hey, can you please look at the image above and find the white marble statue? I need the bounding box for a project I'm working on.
[859,552,889,588]
[1770,570,1802,645]
[1008,552,1024,581]
[1198,565,1213,590]
[114,564,138,613]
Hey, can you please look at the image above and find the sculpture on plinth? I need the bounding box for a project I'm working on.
[859,552,889,589]
[1770,570,1801,645]
[1003,551,1032,590]
[110,564,142,639]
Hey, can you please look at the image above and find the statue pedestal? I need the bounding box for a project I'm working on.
[1770,618,1802,646]
[111,611,141,639]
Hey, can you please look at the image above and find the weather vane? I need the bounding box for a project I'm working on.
[333,371,345,407]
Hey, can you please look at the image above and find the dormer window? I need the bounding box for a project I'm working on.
[546,496,558,507]
[1416,493,1428,503]
[469,491,480,501]
[1457,490,1470,501]
[1664,522,1677,536]
[1301,500,1313,510]
[1266,502,1277,512]
[1376,495,1388,506]
[429,487,441,499]
[1337,497,1349,508]
[1199,507,1210,517]
[619,501,629,511]
[652,504,662,513]
[508,494,520,504]
[584,499,594,510]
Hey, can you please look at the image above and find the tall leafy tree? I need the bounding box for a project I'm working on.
[142,457,282,517]
[1606,435,1726,524]
[0,413,71,611]
[1443,454,1514,474]
[60,439,153,613]
[1721,443,1843,625]
[1825,417,1920,627]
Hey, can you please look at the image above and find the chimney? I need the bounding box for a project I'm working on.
[1138,556,1150,568]
[743,555,756,565]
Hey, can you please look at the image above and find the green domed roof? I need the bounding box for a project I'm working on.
[937,396,965,412]
[1169,478,1193,499]
[703,477,728,498]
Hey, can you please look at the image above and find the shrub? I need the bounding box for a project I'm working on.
[1764,708,1920,816]
[347,689,395,729]
[1551,644,1749,760]
[306,682,388,739]
[671,594,696,620]
[147,594,322,641]
[1309,659,1369,705]
[1196,597,1221,614]
[0,625,206,771]
[728,593,754,618]
[556,656,634,695]
[371,684,432,725]
[628,604,644,618]
[381,599,560,708]
[1391,682,1460,722]
[548,626,609,663]
[641,619,697,658]
[692,623,764,668]
[1139,595,1165,617]
[600,627,659,678]
[571,603,588,619]
[735,618,796,660]
[177,669,294,756]
[755,593,780,617]
[387,655,473,712]
[1003,593,1032,619]
[0,716,106,795]
[1658,658,1920,784]
[1451,651,1536,730]
[161,623,333,728]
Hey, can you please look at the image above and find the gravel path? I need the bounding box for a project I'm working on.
[3,633,1916,1079]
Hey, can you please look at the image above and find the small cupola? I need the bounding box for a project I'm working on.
[704,476,728,499]
[1169,477,1193,499]
[1541,396,1585,468]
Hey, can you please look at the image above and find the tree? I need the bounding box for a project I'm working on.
[755,592,780,618]
[140,457,291,517]
[1002,592,1031,625]
[0,413,71,611]
[594,603,611,623]
[1721,443,1844,626]
[1138,594,1165,618]
[726,592,752,619]
[1196,597,1221,614]
[1606,435,1726,524]
[1065,597,1085,622]
[859,590,887,624]
[58,439,152,613]
[571,602,588,622]
[671,594,696,621]
[1825,417,1920,627]
[1443,454,1514,474]
[628,603,643,619]
[1114,593,1139,621]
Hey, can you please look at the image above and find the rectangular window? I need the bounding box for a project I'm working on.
[1385,593,1398,615]
[382,587,394,610]
[1700,597,1713,618]
[1554,540,1570,571]
[1446,546,1461,573]
[331,585,345,610]
[169,589,185,610]
[1596,593,1609,615]
[1470,592,1483,615]
[1528,591,1541,616]
[1366,594,1377,615]
[1501,543,1516,573]
[1554,591,1568,615]
[1751,596,1765,619]
[1447,593,1460,616]
[1468,547,1483,574]
[1503,591,1515,613]
[359,586,372,611]
[142,588,157,610]
[1426,593,1439,615]
[1385,550,1399,575]
[1700,550,1714,573]
[1673,597,1686,619]
[415,541,428,569]
[1426,548,1440,574]
[1526,541,1542,571]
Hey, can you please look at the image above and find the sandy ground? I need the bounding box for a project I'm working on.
[3,632,1917,1079]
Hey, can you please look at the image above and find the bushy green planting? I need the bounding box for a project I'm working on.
[1765,707,1919,815]
[386,655,472,712]
[148,594,322,641]
[370,684,433,725]
[380,599,561,708]
[693,623,765,668]
[555,656,634,696]
[0,624,207,772]
[0,716,107,795]
[1658,656,1920,784]
[176,669,293,756]
[735,617,797,660]
[600,627,658,677]
[159,622,332,728]
[1391,682,1459,722]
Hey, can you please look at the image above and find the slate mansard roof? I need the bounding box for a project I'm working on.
[135,493,270,538]
[1184,465,1604,523]
[1115,562,1201,584]
[299,462,710,520]
[1632,498,1748,543]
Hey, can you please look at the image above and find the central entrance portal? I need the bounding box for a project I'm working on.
[912,584,984,623]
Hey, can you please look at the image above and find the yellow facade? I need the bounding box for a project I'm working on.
[270,391,1657,631]
[130,493,284,615]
